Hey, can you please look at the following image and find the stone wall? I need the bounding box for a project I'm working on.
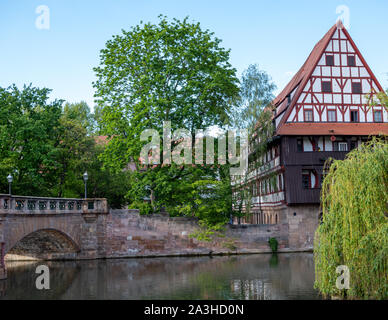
[102,209,308,258]
[285,204,320,250]
[1,204,317,272]
[104,210,210,258]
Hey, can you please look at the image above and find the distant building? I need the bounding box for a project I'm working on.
[232,22,388,249]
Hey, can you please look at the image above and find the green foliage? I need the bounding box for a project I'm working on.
[93,15,239,171]
[268,237,278,253]
[269,254,279,267]
[189,220,226,242]
[93,16,240,225]
[0,84,63,196]
[129,201,153,215]
[222,238,237,251]
[127,161,233,225]
[314,138,388,300]
[231,64,276,132]
[0,85,129,208]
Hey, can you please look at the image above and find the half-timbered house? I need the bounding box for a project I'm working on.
[232,21,388,249]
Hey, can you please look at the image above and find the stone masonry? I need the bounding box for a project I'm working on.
[0,194,315,280]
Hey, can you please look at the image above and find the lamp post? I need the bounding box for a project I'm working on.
[7,174,13,195]
[83,171,88,199]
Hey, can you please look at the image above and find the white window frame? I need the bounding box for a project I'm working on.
[328,110,336,122]
[338,142,348,151]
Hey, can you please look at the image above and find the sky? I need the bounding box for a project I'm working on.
[1,0,387,110]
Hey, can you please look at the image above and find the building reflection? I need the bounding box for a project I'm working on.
[231,279,273,300]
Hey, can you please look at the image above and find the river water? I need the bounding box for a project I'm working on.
[0,253,320,300]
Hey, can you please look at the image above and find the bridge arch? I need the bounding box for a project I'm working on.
[5,228,81,261]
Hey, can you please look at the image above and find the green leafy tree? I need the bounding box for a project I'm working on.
[231,64,276,132]
[93,16,239,166]
[55,102,130,208]
[63,101,96,134]
[0,84,63,195]
[0,89,129,208]
[93,16,240,224]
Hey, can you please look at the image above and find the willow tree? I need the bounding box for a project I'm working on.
[314,138,388,299]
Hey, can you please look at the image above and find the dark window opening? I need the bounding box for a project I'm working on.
[274,146,279,157]
[297,138,303,152]
[347,55,356,67]
[350,110,359,122]
[302,173,310,189]
[302,170,318,189]
[352,82,362,94]
[326,55,334,66]
[322,81,332,93]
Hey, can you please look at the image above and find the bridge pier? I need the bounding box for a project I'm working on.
[79,213,99,259]
[78,199,108,260]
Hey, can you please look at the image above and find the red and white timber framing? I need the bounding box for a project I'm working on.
[275,22,388,132]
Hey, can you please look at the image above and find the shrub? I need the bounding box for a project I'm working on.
[268,237,278,253]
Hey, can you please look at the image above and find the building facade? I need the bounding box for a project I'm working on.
[232,22,388,249]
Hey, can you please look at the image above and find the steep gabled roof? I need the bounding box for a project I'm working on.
[272,21,387,136]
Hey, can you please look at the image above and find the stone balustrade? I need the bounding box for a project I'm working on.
[0,194,108,215]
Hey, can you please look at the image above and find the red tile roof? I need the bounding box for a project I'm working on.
[94,135,109,145]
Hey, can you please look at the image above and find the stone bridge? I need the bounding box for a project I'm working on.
[0,194,307,281]
[0,194,109,280]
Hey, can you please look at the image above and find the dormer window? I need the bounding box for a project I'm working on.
[326,55,334,66]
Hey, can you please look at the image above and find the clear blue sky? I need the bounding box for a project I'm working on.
[1,0,387,109]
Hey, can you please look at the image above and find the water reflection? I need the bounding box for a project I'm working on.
[0,253,320,300]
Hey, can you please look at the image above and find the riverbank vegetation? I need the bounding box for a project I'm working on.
[314,138,388,300]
